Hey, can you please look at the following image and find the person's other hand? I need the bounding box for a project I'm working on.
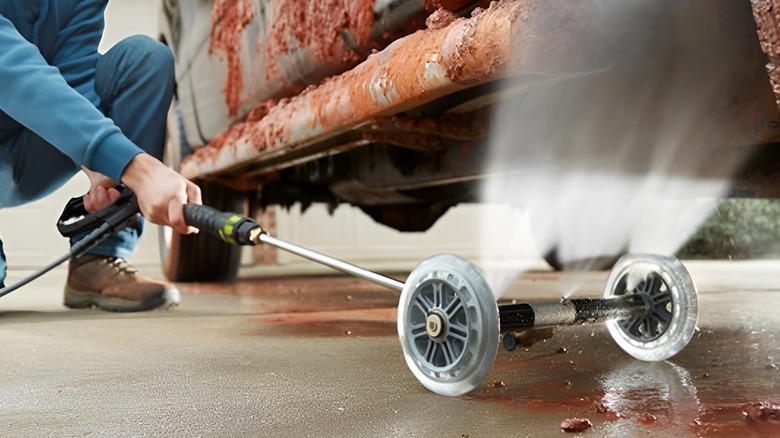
[120,153,202,235]
[81,166,121,213]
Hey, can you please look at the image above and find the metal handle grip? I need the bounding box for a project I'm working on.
[183,204,262,245]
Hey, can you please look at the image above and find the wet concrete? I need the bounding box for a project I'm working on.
[0,260,779,436]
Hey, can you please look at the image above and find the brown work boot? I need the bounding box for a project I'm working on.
[64,255,180,312]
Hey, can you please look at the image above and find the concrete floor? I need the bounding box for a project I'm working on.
[1,260,779,437]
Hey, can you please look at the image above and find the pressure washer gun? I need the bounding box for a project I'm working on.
[0,186,141,297]
[57,186,268,255]
[57,185,141,247]
[57,186,262,248]
[0,184,263,298]
[57,186,263,246]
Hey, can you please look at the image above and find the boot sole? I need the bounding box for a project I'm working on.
[63,286,180,312]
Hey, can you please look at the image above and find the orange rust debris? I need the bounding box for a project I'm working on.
[560,418,592,433]
[182,0,599,180]
[752,0,780,111]
[209,0,254,117]
[264,0,376,85]
[426,8,461,30]
[743,401,780,423]
[208,0,381,119]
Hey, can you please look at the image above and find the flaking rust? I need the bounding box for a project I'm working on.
[209,0,254,117]
[752,0,780,111]
[263,0,376,88]
[208,0,380,119]
[185,0,604,180]
[752,0,780,58]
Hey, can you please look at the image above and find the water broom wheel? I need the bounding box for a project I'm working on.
[604,254,699,361]
[397,254,499,396]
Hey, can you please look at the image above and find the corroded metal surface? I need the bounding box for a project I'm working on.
[182,0,601,180]
[364,112,491,150]
[206,0,426,119]
[752,0,780,59]
[752,0,780,111]
[209,0,255,118]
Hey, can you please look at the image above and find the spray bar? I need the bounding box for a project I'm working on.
[499,296,649,331]
[499,295,650,351]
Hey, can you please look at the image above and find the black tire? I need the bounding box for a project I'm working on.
[161,181,247,282]
[543,248,566,272]
[544,247,623,272]
[358,203,450,232]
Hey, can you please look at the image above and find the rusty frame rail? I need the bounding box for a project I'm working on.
[180,0,603,181]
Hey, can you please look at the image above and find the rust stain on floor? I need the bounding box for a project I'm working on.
[462,323,780,437]
[178,274,400,337]
[254,307,397,337]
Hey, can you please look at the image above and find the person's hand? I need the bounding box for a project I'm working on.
[120,153,202,235]
[81,166,122,214]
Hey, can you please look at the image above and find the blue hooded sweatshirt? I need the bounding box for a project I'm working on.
[0,0,143,183]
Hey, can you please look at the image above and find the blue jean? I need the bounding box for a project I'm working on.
[0,35,175,287]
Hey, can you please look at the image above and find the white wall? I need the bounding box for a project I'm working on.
[271,202,542,276]
[99,0,162,52]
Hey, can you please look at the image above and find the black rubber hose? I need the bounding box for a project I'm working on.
[0,222,114,298]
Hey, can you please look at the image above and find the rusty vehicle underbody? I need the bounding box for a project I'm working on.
[159,0,780,281]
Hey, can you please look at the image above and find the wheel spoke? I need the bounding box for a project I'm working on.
[424,341,437,363]
[653,293,673,306]
[423,293,436,310]
[445,301,464,320]
[411,322,428,339]
[442,293,459,313]
[648,275,661,294]
[652,307,672,325]
[441,341,454,365]
[641,318,653,337]
[416,295,434,313]
[449,321,468,338]
[446,338,462,359]
[448,331,468,344]
[432,283,442,307]
[624,317,642,335]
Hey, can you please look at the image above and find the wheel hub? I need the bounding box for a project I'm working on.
[406,278,469,370]
[426,311,447,339]
[617,271,674,343]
